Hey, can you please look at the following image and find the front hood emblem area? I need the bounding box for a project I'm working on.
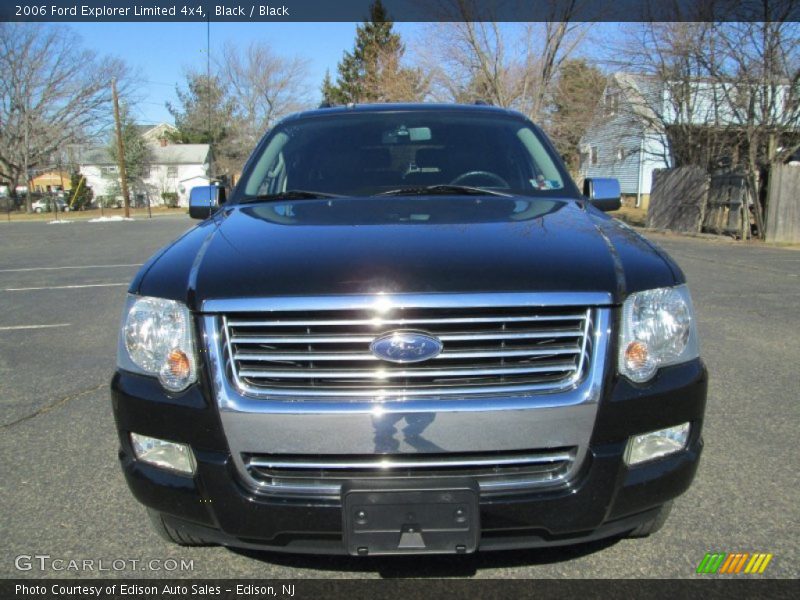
[370,331,443,364]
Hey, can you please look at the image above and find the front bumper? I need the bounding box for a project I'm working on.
[111,357,707,554]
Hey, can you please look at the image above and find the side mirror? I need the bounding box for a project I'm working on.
[189,185,226,220]
[583,178,621,212]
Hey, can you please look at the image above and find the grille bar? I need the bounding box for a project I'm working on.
[243,448,577,497]
[227,313,588,327]
[248,451,574,470]
[238,361,577,380]
[233,345,582,362]
[230,328,583,345]
[221,302,594,397]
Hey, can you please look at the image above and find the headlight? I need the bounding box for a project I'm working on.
[117,295,197,392]
[619,285,699,382]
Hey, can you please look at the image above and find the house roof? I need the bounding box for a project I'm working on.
[611,72,660,124]
[153,144,210,165]
[603,71,797,130]
[179,174,212,183]
[140,123,178,142]
[78,143,210,166]
[78,146,115,165]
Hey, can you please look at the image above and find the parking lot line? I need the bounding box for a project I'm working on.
[0,263,143,273]
[4,283,128,292]
[0,324,71,331]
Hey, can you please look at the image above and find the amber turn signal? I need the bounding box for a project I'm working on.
[624,341,650,369]
[166,349,191,379]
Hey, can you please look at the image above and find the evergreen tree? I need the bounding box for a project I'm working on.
[548,59,607,175]
[320,69,337,105]
[325,0,426,104]
[166,72,242,175]
[167,73,232,144]
[67,170,93,210]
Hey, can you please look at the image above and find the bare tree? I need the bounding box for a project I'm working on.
[522,16,589,123]
[609,22,734,169]
[0,23,129,212]
[611,13,799,237]
[218,41,312,150]
[706,20,800,193]
[416,0,588,123]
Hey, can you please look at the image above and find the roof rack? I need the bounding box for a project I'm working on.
[317,101,356,109]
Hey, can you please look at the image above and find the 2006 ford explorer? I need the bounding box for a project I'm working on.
[112,103,707,555]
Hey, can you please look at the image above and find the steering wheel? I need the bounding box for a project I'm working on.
[450,170,509,188]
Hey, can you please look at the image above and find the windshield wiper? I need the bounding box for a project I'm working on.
[376,184,511,198]
[240,190,344,203]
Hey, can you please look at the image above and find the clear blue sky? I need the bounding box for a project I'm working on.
[68,22,620,125]
[69,22,369,123]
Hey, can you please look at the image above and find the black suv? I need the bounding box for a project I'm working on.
[112,103,706,555]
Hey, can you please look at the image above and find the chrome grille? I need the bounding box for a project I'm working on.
[220,302,594,397]
[243,448,577,498]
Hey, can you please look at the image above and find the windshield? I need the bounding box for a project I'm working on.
[238,111,573,200]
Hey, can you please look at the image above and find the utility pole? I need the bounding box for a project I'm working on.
[112,78,131,218]
[22,102,30,214]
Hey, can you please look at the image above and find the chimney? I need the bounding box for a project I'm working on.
[159,137,168,147]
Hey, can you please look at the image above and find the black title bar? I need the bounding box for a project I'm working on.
[3,579,800,600]
[2,0,799,22]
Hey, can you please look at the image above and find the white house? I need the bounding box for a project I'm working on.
[579,72,796,209]
[578,74,670,209]
[177,174,214,206]
[77,124,212,208]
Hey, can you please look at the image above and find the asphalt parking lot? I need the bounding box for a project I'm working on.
[0,216,797,579]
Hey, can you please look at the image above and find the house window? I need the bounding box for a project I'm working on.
[167,166,178,178]
[100,166,118,179]
[616,147,625,161]
[590,146,598,165]
[603,88,620,117]
[734,84,751,111]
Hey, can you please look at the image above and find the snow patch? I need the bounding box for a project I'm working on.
[87,216,135,223]
[47,220,73,224]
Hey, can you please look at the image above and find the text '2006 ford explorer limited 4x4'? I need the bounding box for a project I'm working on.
[112,103,707,556]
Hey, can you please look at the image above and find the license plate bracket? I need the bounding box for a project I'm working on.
[342,480,480,556]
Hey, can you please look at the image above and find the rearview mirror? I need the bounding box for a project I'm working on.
[583,178,621,212]
[189,185,225,220]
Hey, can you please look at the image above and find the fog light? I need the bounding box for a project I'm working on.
[130,433,196,475]
[624,423,690,466]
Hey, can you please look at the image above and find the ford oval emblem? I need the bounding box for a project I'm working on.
[370,331,443,364]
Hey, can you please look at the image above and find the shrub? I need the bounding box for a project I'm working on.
[161,192,179,208]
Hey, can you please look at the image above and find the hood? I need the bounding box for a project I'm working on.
[135,196,680,309]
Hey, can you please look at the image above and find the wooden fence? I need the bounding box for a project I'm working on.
[703,173,749,238]
[646,167,758,238]
[646,167,708,232]
[765,165,800,243]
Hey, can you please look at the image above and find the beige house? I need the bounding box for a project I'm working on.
[29,170,72,193]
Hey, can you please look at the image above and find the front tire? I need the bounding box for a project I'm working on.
[627,501,673,538]
[147,509,214,546]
